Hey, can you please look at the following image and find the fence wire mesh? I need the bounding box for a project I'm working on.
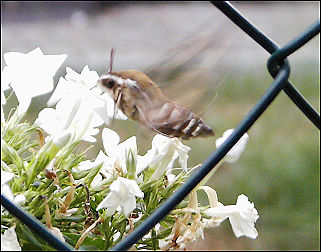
[1,1,320,251]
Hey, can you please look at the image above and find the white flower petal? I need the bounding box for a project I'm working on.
[117,136,137,157]
[147,134,191,181]
[47,77,72,106]
[204,194,259,239]
[229,213,258,239]
[3,47,66,114]
[1,170,14,185]
[49,227,65,242]
[38,88,103,143]
[96,191,119,213]
[96,177,143,217]
[1,227,21,251]
[36,108,59,134]
[177,146,190,172]
[1,67,14,90]
[65,67,83,82]
[65,65,99,89]
[136,151,155,174]
[102,128,120,157]
[101,130,139,174]
[51,129,73,148]
[14,194,26,206]
[94,93,127,125]
[116,136,137,168]
[166,173,177,185]
[215,129,249,163]
[15,92,32,114]
[74,150,111,188]
[121,178,144,198]
[80,65,100,88]
[1,184,14,200]
[121,194,137,216]
[1,83,7,122]
[1,169,15,201]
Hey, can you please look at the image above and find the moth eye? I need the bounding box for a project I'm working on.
[102,79,115,89]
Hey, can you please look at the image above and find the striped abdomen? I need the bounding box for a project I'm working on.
[147,102,214,140]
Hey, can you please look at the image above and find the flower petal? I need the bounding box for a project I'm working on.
[1,227,21,251]
[102,128,120,157]
[96,177,143,217]
[215,129,249,163]
[96,191,119,213]
[3,48,67,114]
[204,194,259,239]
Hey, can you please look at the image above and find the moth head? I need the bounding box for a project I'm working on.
[97,74,119,95]
[97,48,119,95]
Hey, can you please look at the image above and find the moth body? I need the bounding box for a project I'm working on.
[97,69,214,140]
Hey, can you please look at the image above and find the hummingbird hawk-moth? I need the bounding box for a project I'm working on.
[97,49,214,140]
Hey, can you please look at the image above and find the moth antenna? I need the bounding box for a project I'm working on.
[109,48,116,73]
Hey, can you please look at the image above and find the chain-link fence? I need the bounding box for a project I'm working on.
[1,1,320,251]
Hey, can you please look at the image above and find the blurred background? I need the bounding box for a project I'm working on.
[1,1,320,250]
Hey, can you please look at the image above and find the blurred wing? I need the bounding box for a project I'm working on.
[136,99,213,139]
[125,77,213,139]
[124,82,172,136]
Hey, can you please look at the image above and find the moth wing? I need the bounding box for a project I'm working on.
[134,94,197,139]
[125,78,213,139]
[125,83,173,137]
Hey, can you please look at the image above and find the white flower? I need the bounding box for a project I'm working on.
[73,150,112,188]
[47,65,99,106]
[37,65,127,143]
[47,65,126,125]
[1,227,21,251]
[14,194,26,206]
[36,91,103,143]
[215,129,249,163]
[144,134,191,181]
[1,169,14,200]
[204,194,259,239]
[1,168,14,185]
[101,128,138,174]
[1,163,15,214]
[74,128,143,187]
[96,177,144,217]
[51,128,73,148]
[2,47,66,114]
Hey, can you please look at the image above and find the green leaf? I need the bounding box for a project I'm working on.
[83,162,103,186]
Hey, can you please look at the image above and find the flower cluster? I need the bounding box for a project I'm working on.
[1,48,258,251]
